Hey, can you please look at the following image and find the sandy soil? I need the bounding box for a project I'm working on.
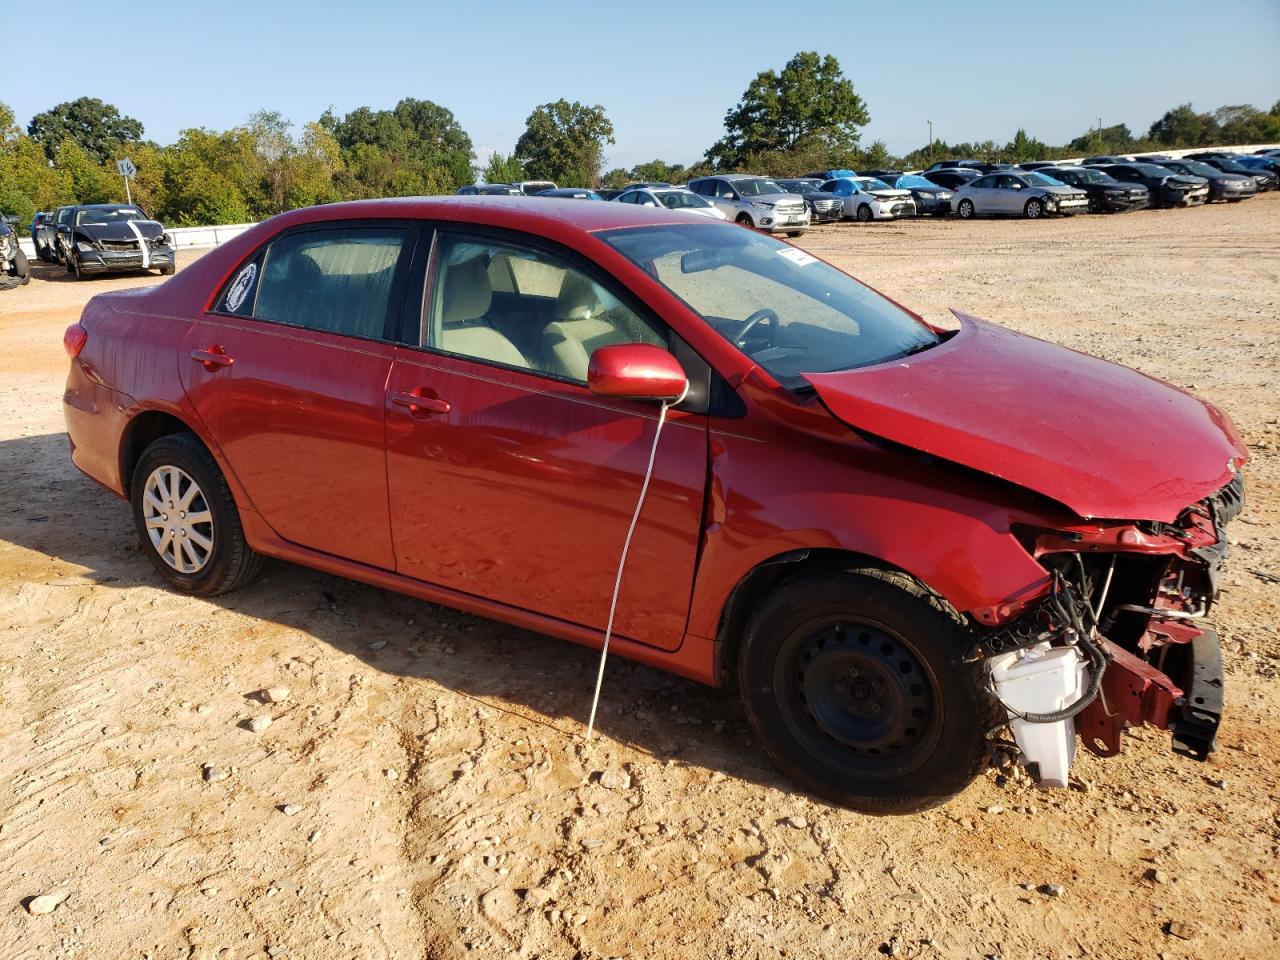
[2,201,1278,960]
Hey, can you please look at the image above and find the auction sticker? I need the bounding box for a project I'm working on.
[777,247,817,267]
[225,262,258,313]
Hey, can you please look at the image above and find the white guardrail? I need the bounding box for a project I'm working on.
[18,222,257,260]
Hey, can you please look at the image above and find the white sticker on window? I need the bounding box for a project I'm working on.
[777,247,817,267]
[225,262,257,313]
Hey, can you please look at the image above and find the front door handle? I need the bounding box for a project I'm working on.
[191,347,234,370]
[391,391,451,416]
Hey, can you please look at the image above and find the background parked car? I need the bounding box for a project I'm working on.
[875,173,954,216]
[531,188,604,200]
[921,168,982,191]
[1232,155,1280,177]
[1039,166,1150,213]
[614,186,727,219]
[1082,155,1136,166]
[456,184,522,195]
[514,180,557,196]
[1097,163,1210,207]
[686,175,810,235]
[57,204,176,280]
[1150,158,1257,202]
[952,171,1087,219]
[30,212,57,262]
[1016,161,1062,171]
[0,214,31,288]
[51,205,76,262]
[819,177,916,222]
[774,178,845,223]
[1185,154,1278,192]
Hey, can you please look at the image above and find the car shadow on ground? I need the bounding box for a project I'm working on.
[24,258,163,284]
[1,431,788,792]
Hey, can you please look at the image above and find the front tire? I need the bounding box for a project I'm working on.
[11,248,30,284]
[1024,198,1043,219]
[856,204,873,222]
[735,213,755,229]
[956,199,975,219]
[130,433,263,596]
[737,569,992,813]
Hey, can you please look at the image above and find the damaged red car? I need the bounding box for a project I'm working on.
[62,198,1246,812]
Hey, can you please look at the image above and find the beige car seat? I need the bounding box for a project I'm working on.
[438,255,529,369]
[541,272,636,381]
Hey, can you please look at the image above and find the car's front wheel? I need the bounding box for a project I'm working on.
[735,212,755,228]
[856,204,873,222]
[130,433,263,596]
[737,568,993,813]
[956,199,975,219]
[1024,198,1044,219]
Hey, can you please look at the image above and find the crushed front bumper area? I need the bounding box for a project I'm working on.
[77,245,175,274]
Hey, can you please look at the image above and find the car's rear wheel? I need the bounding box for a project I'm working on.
[130,433,263,596]
[1024,198,1043,219]
[856,204,873,222]
[737,568,993,813]
[956,199,975,219]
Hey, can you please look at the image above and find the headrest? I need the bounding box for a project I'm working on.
[442,256,493,325]
[555,270,603,322]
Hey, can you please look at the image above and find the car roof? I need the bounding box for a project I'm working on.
[246,196,700,235]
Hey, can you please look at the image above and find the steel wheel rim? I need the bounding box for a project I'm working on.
[142,465,214,574]
[774,618,941,779]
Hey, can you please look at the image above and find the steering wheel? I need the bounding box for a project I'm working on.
[735,308,780,348]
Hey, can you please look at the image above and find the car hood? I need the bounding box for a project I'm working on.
[76,220,165,242]
[868,189,913,199]
[1163,174,1208,187]
[803,312,1245,523]
[1040,185,1083,196]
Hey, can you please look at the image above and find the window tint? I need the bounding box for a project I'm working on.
[218,226,408,339]
[424,233,666,384]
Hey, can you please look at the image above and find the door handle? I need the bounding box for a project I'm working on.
[191,347,234,370]
[391,391,451,416]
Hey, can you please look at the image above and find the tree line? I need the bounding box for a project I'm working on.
[2,56,1277,227]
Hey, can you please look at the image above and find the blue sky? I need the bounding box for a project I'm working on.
[8,0,1279,168]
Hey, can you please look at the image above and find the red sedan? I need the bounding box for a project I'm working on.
[63,197,1245,811]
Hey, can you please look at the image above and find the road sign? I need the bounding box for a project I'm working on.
[117,158,137,179]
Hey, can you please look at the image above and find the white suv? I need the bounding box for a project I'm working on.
[686,175,811,236]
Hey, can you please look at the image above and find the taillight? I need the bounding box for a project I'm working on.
[63,323,87,358]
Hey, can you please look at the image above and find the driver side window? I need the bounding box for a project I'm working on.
[424,233,667,384]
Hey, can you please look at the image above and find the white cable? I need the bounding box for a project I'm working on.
[584,381,690,742]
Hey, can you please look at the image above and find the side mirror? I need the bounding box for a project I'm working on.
[588,344,688,402]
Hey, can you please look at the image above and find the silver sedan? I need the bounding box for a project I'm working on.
[952,172,1088,219]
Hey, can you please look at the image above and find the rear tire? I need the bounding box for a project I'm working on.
[11,248,30,284]
[130,433,264,596]
[738,568,993,813]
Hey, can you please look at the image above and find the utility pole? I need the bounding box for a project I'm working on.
[928,120,933,161]
[1097,117,1103,151]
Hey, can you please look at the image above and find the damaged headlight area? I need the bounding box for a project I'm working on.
[977,472,1242,787]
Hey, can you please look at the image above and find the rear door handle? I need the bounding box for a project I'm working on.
[391,391,451,416]
[191,347,234,370]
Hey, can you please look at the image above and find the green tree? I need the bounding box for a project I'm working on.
[629,159,688,184]
[1067,122,1135,154]
[482,150,524,184]
[1213,105,1280,144]
[1003,128,1048,162]
[329,98,474,196]
[28,97,144,162]
[707,52,869,169]
[1147,103,1219,146]
[54,139,118,204]
[514,100,615,187]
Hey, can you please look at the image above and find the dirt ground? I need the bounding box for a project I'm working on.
[2,199,1278,960]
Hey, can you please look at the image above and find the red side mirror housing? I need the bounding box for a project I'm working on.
[587,344,688,401]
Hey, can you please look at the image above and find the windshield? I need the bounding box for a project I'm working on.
[778,179,821,192]
[1213,160,1249,173]
[1172,161,1217,177]
[733,178,786,197]
[1024,172,1063,186]
[858,178,892,191]
[600,223,938,388]
[1071,168,1110,184]
[1134,164,1176,177]
[656,191,710,209]
[76,207,145,226]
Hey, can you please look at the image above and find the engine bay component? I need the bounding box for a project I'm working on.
[989,642,1089,787]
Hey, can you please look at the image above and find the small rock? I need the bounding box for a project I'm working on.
[24,893,63,915]
[580,838,604,850]
[1037,884,1064,898]
[195,704,212,715]
[384,768,399,781]
[246,715,272,734]
[522,886,553,907]
[1166,920,1201,940]
[637,823,661,836]
[1204,777,1226,790]
[200,885,218,896]
[202,764,228,783]
[598,768,632,791]
[1145,868,1168,884]
[263,687,290,703]
[984,805,1005,815]
[279,803,303,817]
[307,830,321,843]
[369,640,387,651]
[783,815,808,829]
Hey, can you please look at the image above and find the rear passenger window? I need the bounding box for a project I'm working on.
[216,226,409,340]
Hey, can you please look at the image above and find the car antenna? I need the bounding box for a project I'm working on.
[583,380,691,743]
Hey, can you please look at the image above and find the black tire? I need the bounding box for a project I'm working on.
[1024,198,1043,219]
[130,433,264,596]
[13,248,30,285]
[1087,195,1104,214]
[956,199,975,219]
[737,568,994,813]
[735,212,754,228]
[856,204,873,222]
[786,230,805,238]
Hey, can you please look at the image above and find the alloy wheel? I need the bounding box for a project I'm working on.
[142,465,214,573]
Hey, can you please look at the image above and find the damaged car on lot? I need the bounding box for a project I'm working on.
[952,171,1088,219]
[57,204,176,280]
[1039,166,1150,213]
[1097,163,1210,208]
[62,197,1245,812]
